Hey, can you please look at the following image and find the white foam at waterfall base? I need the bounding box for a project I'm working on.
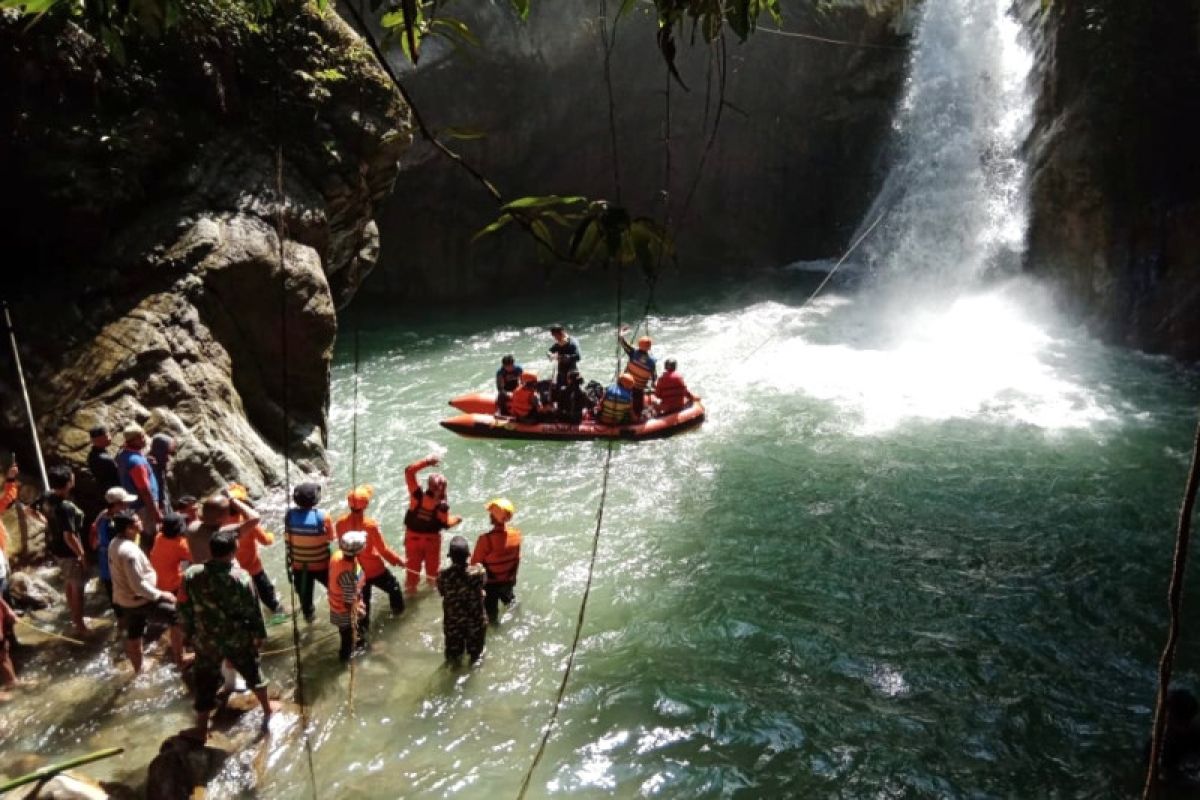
[747,281,1114,435]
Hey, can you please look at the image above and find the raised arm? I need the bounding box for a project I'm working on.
[404,455,439,494]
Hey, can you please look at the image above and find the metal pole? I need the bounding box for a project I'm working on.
[2,300,50,492]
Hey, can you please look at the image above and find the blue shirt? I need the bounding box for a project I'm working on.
[96,514,114,580]
[116,448,160,509]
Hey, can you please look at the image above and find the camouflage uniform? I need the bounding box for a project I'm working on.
[436,563,487,661]
[180,560,268,712]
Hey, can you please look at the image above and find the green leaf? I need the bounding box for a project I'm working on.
[530,219,554,256]
[441,126,488,141]
[502,195,586,211]
[471,213,514,243]
[508,0,530,20]
[380,8,405,27]
[568,219,602,263]
[429,16,480,47]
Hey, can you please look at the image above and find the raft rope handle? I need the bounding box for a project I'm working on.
[1143,414,1200,799]
[744,208,887,363]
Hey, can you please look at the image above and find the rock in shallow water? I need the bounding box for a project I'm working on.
[8,571,62,610]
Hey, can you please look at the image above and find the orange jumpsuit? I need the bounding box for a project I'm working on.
[471,524,522,623]
[403,462,455,592]
[336,510,405,615]
[149,534,191,594]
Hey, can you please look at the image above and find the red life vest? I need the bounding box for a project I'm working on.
[655,371,690,413]
[509,386,539,418]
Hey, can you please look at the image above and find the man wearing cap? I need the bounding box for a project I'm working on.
[86,425,120,497]
[108,510,184,671]
[335,485,405,625]
[437,535,487,663]
[329,531,368,662]
[548,326,582,388]
[471,498,523,624]
[285,482,336,622]
[90,485,138,611]
[116,423,162,550]
[180,528,273,738]
[403,456,462,594]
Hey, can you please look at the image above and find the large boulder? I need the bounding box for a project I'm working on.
[0,0,410,499]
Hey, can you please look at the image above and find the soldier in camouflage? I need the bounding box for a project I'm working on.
[180,528,272,739]
[436,535,487,663]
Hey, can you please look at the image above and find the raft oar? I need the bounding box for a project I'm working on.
[14,617,85,646]
[0,746,124,793]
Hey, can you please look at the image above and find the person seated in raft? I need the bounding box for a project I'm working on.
[547,325,581,388]
[507,371,544,422]
[554,369,594,424]
[617,328,657,419]
[652,358,697,416]
[494,354,523,416]
[596,373,636,426]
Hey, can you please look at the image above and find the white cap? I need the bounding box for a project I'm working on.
[339,530,368,556]
[105,487,138,504]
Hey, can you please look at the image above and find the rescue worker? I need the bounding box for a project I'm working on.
[149,512,191,599]
[507,371,542,422]
[437,535,487,664]
[335,485,405,624]
[329,530,368,662]
[227,484,286,621]
[618,328,657,419]
[548,325,581,387]
[597,373,636,426]
[554,369,593,424]
[653,358,697,415]
[403,455,462,593]
[495,355,523,416]
[471,498,522,624]
[284,482,336,622]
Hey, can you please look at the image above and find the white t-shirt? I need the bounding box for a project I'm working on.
[108,537,163,608]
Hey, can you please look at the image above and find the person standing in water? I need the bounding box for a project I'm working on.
[471,498,522,624]
[180,528,273,738]
[403,455,461,593]
[108,511,184,671]
[36,465,89,636]
[285,482,337,622]
[329,530,368,662]
[335,485,405,624]
[437,535,487,664]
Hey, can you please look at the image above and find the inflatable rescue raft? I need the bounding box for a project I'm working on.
[441,393,705,441]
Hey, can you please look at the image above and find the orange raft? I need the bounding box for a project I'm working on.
[440,397,706,441]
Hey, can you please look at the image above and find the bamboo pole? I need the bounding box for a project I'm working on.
[1,301,49,493]
[0,747,124,793]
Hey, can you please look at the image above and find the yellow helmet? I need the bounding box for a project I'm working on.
[227,483,250,502]
[486,497,516,521]
[347,484,374,510]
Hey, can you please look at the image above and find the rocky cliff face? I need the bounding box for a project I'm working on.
[0,0,408,501]
[1023,0,1200,359]
[365,0,911,301]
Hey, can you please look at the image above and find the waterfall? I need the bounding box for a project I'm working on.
[858,0,1034,293]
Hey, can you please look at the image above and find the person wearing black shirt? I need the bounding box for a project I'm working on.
[36,465,89,636]
[548,326,581,388]
[87,425,120,493]
[554,370,594,424]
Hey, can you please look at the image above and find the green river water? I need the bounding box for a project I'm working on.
[3,275,1200,799]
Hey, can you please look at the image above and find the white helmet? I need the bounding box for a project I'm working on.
[339,530,368,556]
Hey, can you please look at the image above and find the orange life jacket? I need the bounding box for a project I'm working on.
[473,526,522,584]
[327,551,364,616]
[625,350,656,389]
[509,386,539,418]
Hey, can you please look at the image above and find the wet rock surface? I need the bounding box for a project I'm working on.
[1023,0,1200,359]
[0,0,410,498]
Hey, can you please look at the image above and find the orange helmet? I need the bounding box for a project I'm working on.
[347,484,374,510]
[637,336,652,350]
[521,371,538,384]
[618,373,635,389]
